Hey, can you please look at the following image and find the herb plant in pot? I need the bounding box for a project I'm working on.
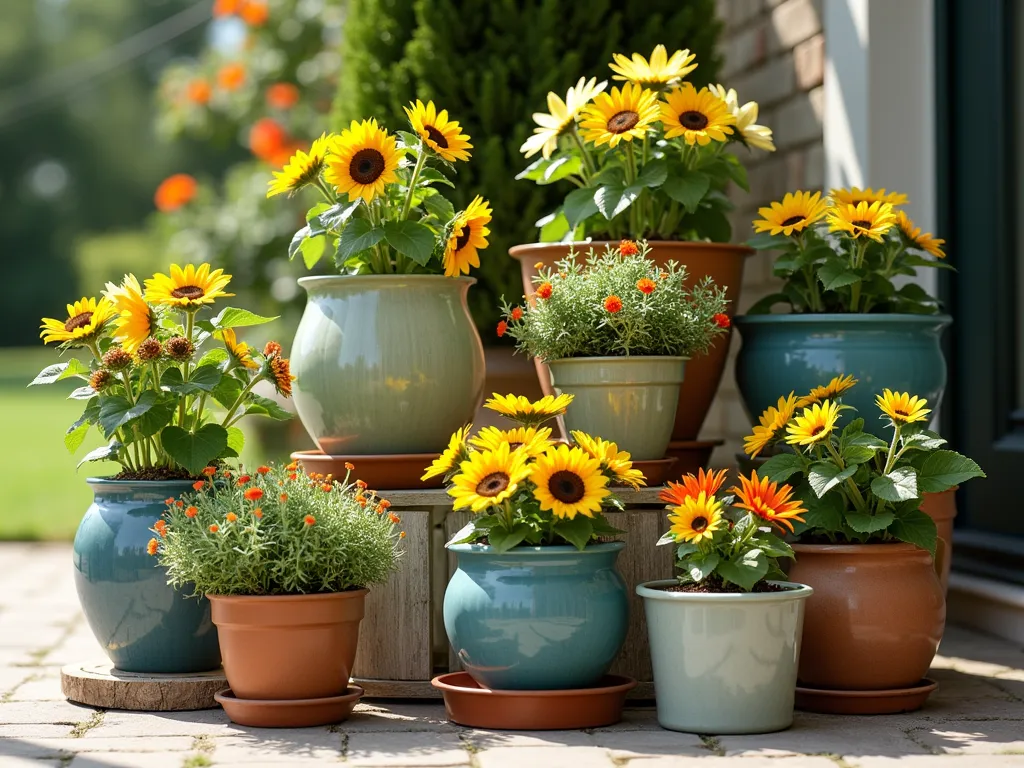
[737,188,952,437]
[151,463,402,727]
[511,45,775,443]
[35,264,294,674]
[748,380,985,712]
[500,240,728,462]
[269,102,487,459]
[637,469,812,734]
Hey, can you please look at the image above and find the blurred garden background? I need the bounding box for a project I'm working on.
[2,0,722,539]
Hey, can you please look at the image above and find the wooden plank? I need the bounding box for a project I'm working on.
[61,662,225,711]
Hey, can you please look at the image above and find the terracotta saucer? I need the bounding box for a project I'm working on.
[215,686,363,728]
[431,672,636,730]
[291,451,443,490]
[625,458,676,488]
[795,678,938,715]
[664,439,724,476]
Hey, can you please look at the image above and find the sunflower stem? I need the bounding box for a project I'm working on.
[399,142,427,222]
[221,374,261,427]
[570,126,596,182]
[882,424,902,475]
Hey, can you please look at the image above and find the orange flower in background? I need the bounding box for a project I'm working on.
[236,475,251,485]
[217,62,246,91]
[356,480,367,489]
[174,500,184,508]
[164,497,175,505]
[730,471,806,534]
[279,493,288,502]
[285,461,298,471]
[192,481,205,491]
[266,83,300,110]
[249,118,289,162]
[344,462,355,471]
[604,295,623,313]
[253,508,263,519]
[400,531,407,539]
[304,515,316,526]
[378,499,391,510]
[226,512,238,523]
[257,466,271,475]
[265,341,283,357]
[496,320,507,337]
[659,468,728,506]
[321,483,333,492]
[619,240,639,256]
[239,0,269,25]
[536,282,553,300]
[636,278,656,295]
[244,488,264,502]
[202,466,217,477]
[186,79,212,105]
[147,538,159,556]
[213,0,241,16]
[154,174,197,212]
[510,307,523,321]
[154,519,168,537]
[209,524,220,533]
[714,313,731,328]
[185,506,198,518]
[389,512,401,524]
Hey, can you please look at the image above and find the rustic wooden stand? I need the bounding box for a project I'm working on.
[61,662,226,711]
[356,487,671,699]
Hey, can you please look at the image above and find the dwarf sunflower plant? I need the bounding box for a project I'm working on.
[517,45,774,243]
[33,263,294,478]
[747,377,985,555]
[150,462,402,596]
[747,187,949,314]
[268,99,491,277]
[499,240,729,359]
[430,393,645,552]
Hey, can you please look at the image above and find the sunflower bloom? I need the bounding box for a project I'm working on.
[659,83,735,146]
[484,393,574,427]
[827,201,897,242]
[579,83,660,148]
[831,187,908,207]
[730,471,807,533]
[571,431,646,489]
[743,406,782,458]
[444,196,492,277]
[267,133,332,198]
[448,443,531,513]
[753,191,828,237]
[324,119,401,204]
[668,492,724,544]
[404,100,472,162]
[896,211,946,258]
[215,328,258,370]
[708,84,775,152]
[422,424,473,480]
[40,296,117,346]
[786,400,842,447]
[145,264,233,308]
[797,375,858,408]
[531,444,610,520]
[470,426,552,459]
[609,45,697,90]
[659,468,728,506]
[520,77,607,159]
[270,356,296,397]
[876,389,931,425]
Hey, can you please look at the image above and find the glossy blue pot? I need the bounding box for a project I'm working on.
[734,314,952,437]
[444,542,628,690]
[73,479,220,673]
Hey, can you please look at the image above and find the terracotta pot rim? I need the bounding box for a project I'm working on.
[297,274,477,288]
[792,542,930,554]
[636,579,813,602]
[508,241,755,258]
[207,589,369,605]
[447,542,625,555]
[733,313,953,326]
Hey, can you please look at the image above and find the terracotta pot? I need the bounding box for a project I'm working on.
[921,487,958,593]
[509,241,752,441]
[788,543,944,691]
[209,590,367,701]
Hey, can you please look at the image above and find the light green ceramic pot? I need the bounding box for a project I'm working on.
[291,275,485,455]
[547,356,686,461]
[637,579,813,734]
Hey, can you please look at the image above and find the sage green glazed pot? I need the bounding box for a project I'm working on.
[547,356,686,461]
[637,579,812,734]
[292,275,485,455]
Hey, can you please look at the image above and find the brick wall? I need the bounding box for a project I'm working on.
[702,0,825,466]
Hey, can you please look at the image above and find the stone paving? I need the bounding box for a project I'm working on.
[2,543,1024,768]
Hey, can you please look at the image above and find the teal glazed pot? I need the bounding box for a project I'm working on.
[547,356,687,460]
[637,580,812,734]
[444,543,629,690]
[291,275,486,455]
[733,314,952,437]
[73,479,220,673]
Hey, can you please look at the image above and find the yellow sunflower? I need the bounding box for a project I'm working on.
[403,100,472,163]
[444,196,492,277]
[484,392,574,427]
[571,431,646,489]
[708,84,774,152]
[831,187,908,207]
[578,83,660,148]
[668,491,724,544]
[827,200,897,242]
[470,426,552,459]
[786,400,842,447]
[797,374,858,408]
[896,211,946,258]
[40,296,117,347]
[753,191,828,237]
[609,45,697,90]
[323,119,401,204]
[448,443,531,513]
[659,83,735,146]
[215,328,258,370]
[530,444,610,520]
[102,274,153,354]
[422,424,472,480]
[267,133,332,198]
[876,389,931,425]
[520,77,607,159]
[144,264,234,308]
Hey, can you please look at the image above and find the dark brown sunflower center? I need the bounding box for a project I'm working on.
[692,516,709,532]
[781,215,805,226]
[425,125,449,148]
[350,148,386,185]
[63,312,93,332]
[454,227,472,252]
[679,110,709,130]
[851,220,872,229]
[607,110,640,133]
[893,407,910,416]
[476,472,510,497]
[170,285,205,300]
[508,442,523,450]
[810,425,824,436]
[549,470,585,503]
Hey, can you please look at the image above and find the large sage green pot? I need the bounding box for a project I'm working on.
[292,275,485,455]
[637,579,812,734]
[547,356,686,461]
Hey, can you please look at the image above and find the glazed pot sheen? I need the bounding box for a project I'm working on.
[547,356,687,461]
[209,590,367,701]
[444,542,629,690]
[733,314,952,437]
[637,580,812,734]
[788,543,945,690]
[510,241,752,442]
[291,275,486,455]
[73,479,220,674]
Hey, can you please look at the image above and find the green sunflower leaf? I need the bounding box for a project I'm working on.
[717,549,767,592]
[760,453,805,483]
[870,467,919,502]
[889,507,937,557]
[336,218,385,261]
[562,187,600,229]
[553,516,595,551]
[161,424,229,475]
[915,450,986,493]
[30,358,91,386]
[662,171,710,212]
[211,307,279,330]
[383,220,434,266]
[808,462,857,498]
[594,183,641,220]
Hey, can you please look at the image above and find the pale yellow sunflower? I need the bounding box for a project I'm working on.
[786,400,842,447]
[571,431,646,489]
[831,187,908,207]
[708,84,775,152]
[102,274,153,354]
[609,45,697,90]
[40,296,117,347]
[422,424,472,480]
[530,444,610,520]
[323,119,401,204]
[876,389,932,425]
[215,328,258,370]
[444,196,492,277]
[578,83,660,148]
[266,133,332,198]
[144,264,234,308]
[470,426,552,459]
[483,393,574,426]
[797,374,858,408]
[520,77,607,159]
[896,211,946,258]
[404,100,472,163]
[827,201,898,242]
[753,191,828,237]
[659,83,735,146]
[448,443,531,513]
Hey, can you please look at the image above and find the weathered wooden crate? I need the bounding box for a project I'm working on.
[353,488,671,699]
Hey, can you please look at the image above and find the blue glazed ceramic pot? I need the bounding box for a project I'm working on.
[734,314,952,437]
[73,479,220,673]
[443,542,628,690]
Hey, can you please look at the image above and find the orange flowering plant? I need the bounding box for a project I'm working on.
[150,463,402,595]
[657,469,803,592]
[33,263,294,478]
[499,240,728,360]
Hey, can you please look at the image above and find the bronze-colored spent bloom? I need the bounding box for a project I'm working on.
[264,340,283,358]
[136,337,163,362]
[102,347,133,371]
[89,369,113,391]
[165,335,195,361]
